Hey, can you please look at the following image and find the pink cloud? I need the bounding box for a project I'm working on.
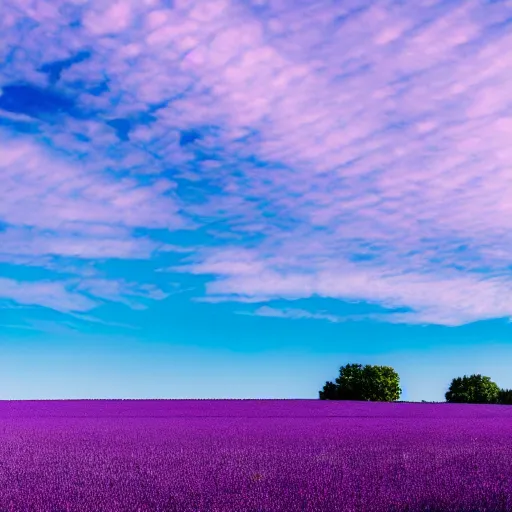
[83,2,134,36]
[239,305,344,324]
[0,278,97,312]
[3,0,512,325]
[178,248,512,326]
[0,228,161,259]
[72,278,170,309]
[0,135,189,312]
[0,138,185,232]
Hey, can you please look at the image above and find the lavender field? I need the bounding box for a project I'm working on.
[0,400,511,512]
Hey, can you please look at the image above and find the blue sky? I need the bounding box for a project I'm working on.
[1,0,512,401]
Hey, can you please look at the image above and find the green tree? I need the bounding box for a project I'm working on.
[498,388,512,405]
[319,363,402,402]
[445,374,500,404]
[318,380,340,400]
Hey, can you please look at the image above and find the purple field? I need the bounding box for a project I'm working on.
[0,400,511,512]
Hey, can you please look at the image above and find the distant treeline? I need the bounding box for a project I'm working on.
[319,363,512,405]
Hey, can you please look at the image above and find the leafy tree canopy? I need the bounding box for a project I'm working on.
[445,374,500,404]
[319,363,402,402]
[498,388,512,405]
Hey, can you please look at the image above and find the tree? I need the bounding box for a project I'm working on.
[445,374,500,404]
[498,388,512,405]
[319,363,402,402]
[319,380,340,400]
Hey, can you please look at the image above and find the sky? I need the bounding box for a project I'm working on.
[1,0,512,402]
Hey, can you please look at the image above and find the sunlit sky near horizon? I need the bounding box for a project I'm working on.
[1,0,512,401]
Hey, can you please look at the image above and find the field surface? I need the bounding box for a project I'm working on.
[0,400,511,511]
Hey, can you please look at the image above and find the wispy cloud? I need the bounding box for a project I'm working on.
[1,0,512,325]
[238,305,345,324]
[0,277,97,312]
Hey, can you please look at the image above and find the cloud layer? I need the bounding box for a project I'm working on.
[1,0,512,325]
